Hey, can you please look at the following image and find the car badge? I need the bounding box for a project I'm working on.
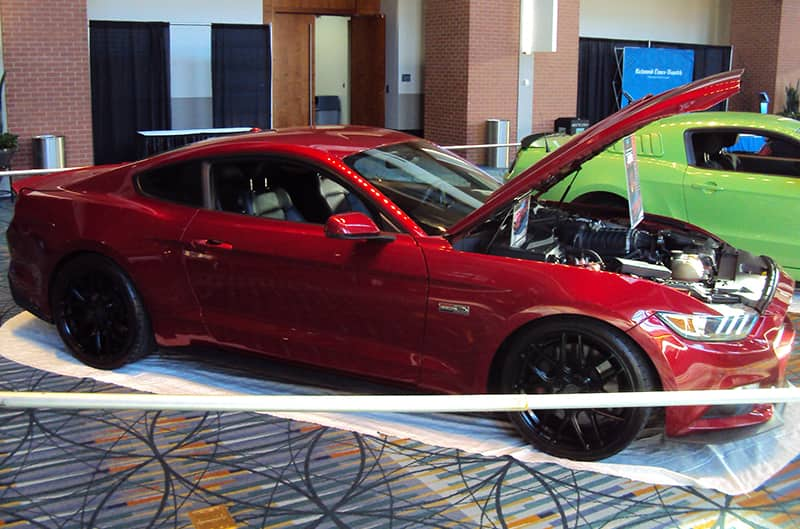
[438,303,470,316]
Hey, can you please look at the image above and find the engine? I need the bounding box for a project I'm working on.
[554,218,718,281]
[479,204,772,307]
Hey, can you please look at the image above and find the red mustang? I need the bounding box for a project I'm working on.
[7,70,794,460]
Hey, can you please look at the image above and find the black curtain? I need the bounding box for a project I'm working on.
[212,24,271,129]
[577,37,733,125]
[577,38,643,126]
[90,21,171,164]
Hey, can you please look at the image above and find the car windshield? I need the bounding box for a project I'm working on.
[344,141,500,235]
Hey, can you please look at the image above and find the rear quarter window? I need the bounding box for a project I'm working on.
[137,161,203,207]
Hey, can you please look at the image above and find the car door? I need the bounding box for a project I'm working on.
[180,156,428,383]
[683,130,800,274]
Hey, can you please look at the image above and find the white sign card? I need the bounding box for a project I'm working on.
[622,135,644,229]
[510,192,531,248]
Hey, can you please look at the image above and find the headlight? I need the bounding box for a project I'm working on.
[656,311,758,342]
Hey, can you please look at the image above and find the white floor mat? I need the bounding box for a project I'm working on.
[2,311,799,495]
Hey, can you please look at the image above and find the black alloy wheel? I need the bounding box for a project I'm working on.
[501,318,658,461]
[51,254,153,369]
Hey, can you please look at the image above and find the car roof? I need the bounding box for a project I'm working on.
[169,125,418,160]
[653,112,800,135]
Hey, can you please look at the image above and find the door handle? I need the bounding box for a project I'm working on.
[691,181,724,193]
[192,239,234,251]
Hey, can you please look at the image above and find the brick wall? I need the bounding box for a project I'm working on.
[424,0,519,164]
[532,0,579,132]
[775,0,800,113]
[423,0,470,148]
[465,0,520,163]
[729,0,782,112]
[1,1,93,169]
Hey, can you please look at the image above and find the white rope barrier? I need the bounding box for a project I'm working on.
[444,142,521,151]
[1,388,799,413]
[0,167,84,177]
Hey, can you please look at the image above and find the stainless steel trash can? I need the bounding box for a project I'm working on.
[33,135,66,169]
[486,119,510,168]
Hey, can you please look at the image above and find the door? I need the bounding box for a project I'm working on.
[273,13,315,127]
[683,132,800,274]
[181,158,429,382]
[349,15,385,126]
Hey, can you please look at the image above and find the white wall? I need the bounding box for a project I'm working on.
[169,26,213,101]
[315,16,350,124]
[397,0,424,96]
[382,0,423,131]
[87,0,263,128]
[87,0,261,25]
[580,0,731,45]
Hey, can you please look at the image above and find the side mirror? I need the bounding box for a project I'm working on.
[324,212,395,241]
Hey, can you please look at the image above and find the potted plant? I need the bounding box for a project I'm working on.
[781,80,800,119]
[0,132,17,170]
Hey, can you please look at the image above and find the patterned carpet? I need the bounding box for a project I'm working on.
[1,198,799,528]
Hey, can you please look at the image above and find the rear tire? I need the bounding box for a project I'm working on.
[51,254,154,369]
[500,318,658,461]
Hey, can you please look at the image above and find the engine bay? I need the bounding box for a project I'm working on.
[462,202,775,310]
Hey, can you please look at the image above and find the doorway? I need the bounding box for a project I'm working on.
[315,16,350,125]
[272,12,385,129]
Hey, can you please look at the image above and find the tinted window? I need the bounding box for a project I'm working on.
[210,158,380,226]
[138,161,203,206]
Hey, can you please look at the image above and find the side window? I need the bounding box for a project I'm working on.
[137,161,203,206]
[210,161,258,215]
[210,158,378,225]
[689,130,800,177]
[689,131,742,171]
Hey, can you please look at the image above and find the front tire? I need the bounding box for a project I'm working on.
[500,318,658,460]
[51,254,154,369]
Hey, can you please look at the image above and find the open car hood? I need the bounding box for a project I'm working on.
[446,69,743,239]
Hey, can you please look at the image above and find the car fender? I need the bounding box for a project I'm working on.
[478,307,673,393]
[418,240,711,394]
[12,187,205,344]
[475,296,659,389]
[532,146,689,220]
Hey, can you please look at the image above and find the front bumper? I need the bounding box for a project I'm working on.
[628,275,795,437]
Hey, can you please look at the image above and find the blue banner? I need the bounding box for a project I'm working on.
[621,47,694,107]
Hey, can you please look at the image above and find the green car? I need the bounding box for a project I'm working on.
[508,112,800,279]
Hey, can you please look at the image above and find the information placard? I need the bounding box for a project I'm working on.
[622,135,644,229]
[510,193,531,248]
